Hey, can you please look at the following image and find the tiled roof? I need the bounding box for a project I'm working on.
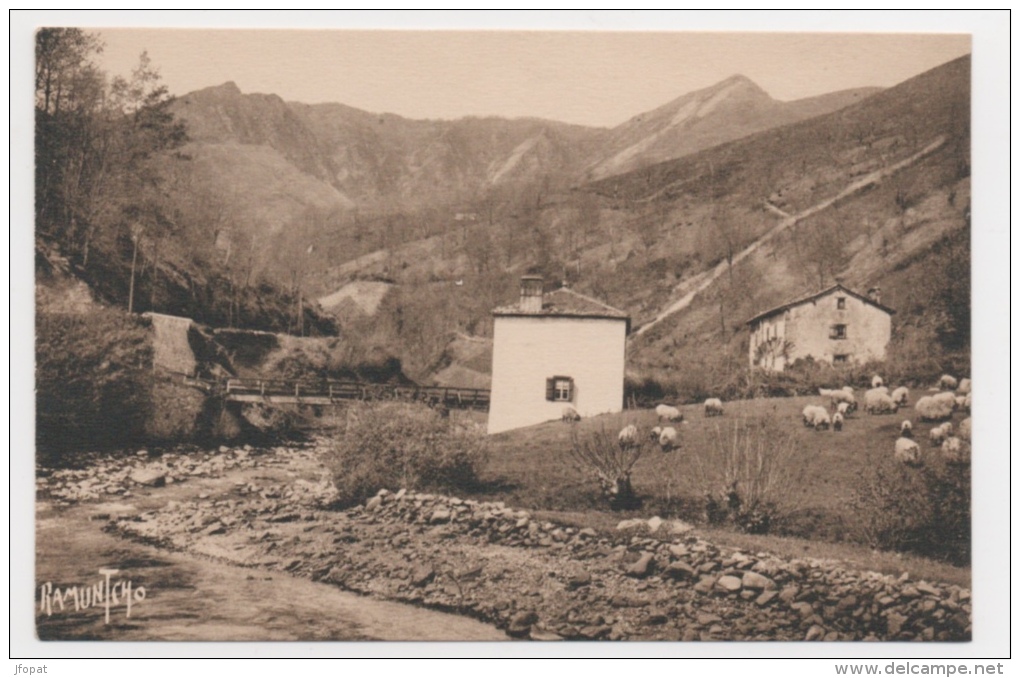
[745,283,896,325]
[493,287,630,322]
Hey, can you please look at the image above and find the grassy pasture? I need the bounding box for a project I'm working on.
[471,392,970,541]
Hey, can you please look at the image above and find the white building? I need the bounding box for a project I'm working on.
[746,283,895,371]
[487,276,630,434]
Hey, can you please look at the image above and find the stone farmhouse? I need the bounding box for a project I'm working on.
[487,277,630,435]
[746,283,894,372]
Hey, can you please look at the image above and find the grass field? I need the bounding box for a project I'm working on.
[458,392,971,583]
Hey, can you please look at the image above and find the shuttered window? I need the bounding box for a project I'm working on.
[546,376,573,402]
[829,324,847,340]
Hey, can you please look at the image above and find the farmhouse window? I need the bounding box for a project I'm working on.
[830,324,848,340]
[833,353,849,364]
[546,376,574,402]
[837,297,846,309]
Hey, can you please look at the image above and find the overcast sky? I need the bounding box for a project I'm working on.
[89,24,970,128]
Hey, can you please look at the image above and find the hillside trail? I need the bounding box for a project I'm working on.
[632,135,946,339]
[35,470,507,642]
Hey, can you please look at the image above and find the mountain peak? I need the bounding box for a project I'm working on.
[193,81,242,98]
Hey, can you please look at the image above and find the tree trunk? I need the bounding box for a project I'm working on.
[128,237,139,314]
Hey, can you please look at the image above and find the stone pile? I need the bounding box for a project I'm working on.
[37,443,321,504]
[108,479,971,642]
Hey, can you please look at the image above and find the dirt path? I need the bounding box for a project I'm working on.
[632,136,947,338]
[36,483,507,641]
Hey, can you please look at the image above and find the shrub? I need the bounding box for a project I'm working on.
[848,448,970,565]
[568,419,648,510]
[36,308,154,462]
[323,402,488,507]
[690,413,800,534]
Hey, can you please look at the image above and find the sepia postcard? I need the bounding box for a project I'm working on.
[13,10,1011,667]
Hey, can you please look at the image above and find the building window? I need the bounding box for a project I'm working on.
[546,376,574,402]
[829,324,847,340]
[837,297,846,309]
[833,354,850,364]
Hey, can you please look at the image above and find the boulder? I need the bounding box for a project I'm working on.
[129,468,166,487]
[625,553,656,578]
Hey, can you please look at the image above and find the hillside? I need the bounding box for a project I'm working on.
[325,55,970,388]
[584,75,879,180]
[161,75,880,292]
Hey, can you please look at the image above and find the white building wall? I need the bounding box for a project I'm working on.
[487,315,627,434]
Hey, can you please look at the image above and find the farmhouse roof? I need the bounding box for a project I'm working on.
[493,287,630,325]
[745,283,896,325]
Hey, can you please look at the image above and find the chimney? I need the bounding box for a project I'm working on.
[867,286,882,304]
[519,275,544,313]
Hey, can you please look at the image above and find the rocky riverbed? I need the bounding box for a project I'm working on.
[39,439,972,642]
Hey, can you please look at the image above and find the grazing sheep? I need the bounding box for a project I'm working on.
[802,405,825,427]
[829,389,858,413]
[650,426,663,441]
[842,386,855,395]
[963,392,971,413]
[933,391,959,412]
[915,395,955,422]
[864,388,899,415]
[704,398,724,417]
[618,424,639,449]
[836,402,850,417]
[958,417,971,442]
[938,374,959,391]
[658,426,679,452]
[941,436,967,463]
[894,437,922,466]
[929,422,953,447]
[655,404,683,423]
[900,420,914,438]
[891,386,910,408]
[954,395,967,410]
[561,406,581,423]
[802,405,831,430]
[871,375,884,389]
[958,378,971,395]
[832,412,844,431]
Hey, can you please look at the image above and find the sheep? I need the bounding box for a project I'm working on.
[658,426,679,452]
[958,417,971,442]
[704,398,724,417]
[802,405,824,427]
[963,392,971,413]
[894,437,922,466]
[954,395,967,410]
[832,412,844,432]
[802,405,831,430]
[891,386,910,408]
[864,388,899,415]
[941,436,967,463]
[933,391,959,414]
[655,404,683,423]
[561,406,581,423]
[836,402,850,417]
[915,394,955,422]
[618,424,639,449]
[958,378,971,395]
[929,422,953,447]
[938,374,959,391]
[650,425,663,441]
[828,389,857,413]
[871,375,884,389]
[900,420,913,438]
